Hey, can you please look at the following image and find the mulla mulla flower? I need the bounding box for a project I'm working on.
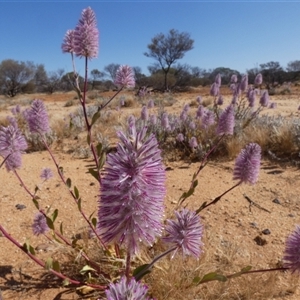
[283,225,300,273]
[32,212,49,236]
[163,209,204,258]
[216,104,235,136]
[105,276,152,300]
[0,122,28,171]
[233,143,261,185]
[114,65,135,88]
[73,7,99,59]
[97,126,166,255]
[61,29,75,54]
[26,99,50,135]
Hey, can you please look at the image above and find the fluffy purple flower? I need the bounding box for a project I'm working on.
[189,137,198,149]
[114,65,135,88]
[141,106,149,121]
[196,105,205,119]
[196,96,202,104]
[201,110,215,129]
[180,110,187,122]
[183,104,190,112]
[147,98,154,109]
[233,143,261,185]
[0,122,27,171]
[176,133,184,142]
[105,276,151,300]
[283,225,300,273]
[254,73,263,85]
[216,104,235,136]
[150,114,157,125]
[61,29,75,54]
[189,121,196,130]
[163,209,204,258]
[269,102,277,109]
[260,90,270,107]
[216,95,224,106]
[26,99,50,135]
[73,7,99,59]
[231,74,238,83]
[161,112,170,130]
[97,127,166,255]
[210,82,219,97]
[240,75,248,92]
[215,73,221,86]
[247,89,256,107]
[40,168,53,181]
[231,95,238,105]
[32,212,49,236]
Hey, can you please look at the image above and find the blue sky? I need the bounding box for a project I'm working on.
[1,1,300,77]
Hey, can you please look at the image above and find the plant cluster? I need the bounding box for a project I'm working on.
[1,7,300,300]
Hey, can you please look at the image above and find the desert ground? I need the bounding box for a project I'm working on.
[1,86,300,299]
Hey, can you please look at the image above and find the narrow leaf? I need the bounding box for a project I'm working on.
[133,264,152,281]
[74,186,79,199]
[195,272,227,285]
[98,152,106,169]
[46,216,54,230]
[52,209,58,223]
[96,142,103,157]
[91,110,101,126]
[66,178,71,188]
[77,198,82,211]
[88,168,99,181]
[91,217,97,228]
[32,197,40,210]
[59,222,64,235]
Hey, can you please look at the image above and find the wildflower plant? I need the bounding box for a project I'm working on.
[0,6,299,300]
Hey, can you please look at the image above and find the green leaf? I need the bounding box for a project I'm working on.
[46,216,54,230]
[179,179,198,204]
[91,110,101,126]
[194,272,227,285]
[79,265,96,275]
[74,186,79,199]
[52,260,60,272]
[45,257,53,270]
[88,210,95,221]
[91,217,97,228]
[59,222,64,235]
[228,266,252,279]
[34,185,40,194]
[96,142,103,157]
[88,168,99,181]
[133,264,152,281]
[66,178,71,188]
[52,209,58,223]
[23,240,36,255]
[98,152,106,169]
[32,197,40,210]
[77,198,82,211]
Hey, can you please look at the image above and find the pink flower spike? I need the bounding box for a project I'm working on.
[114,65,135,88]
